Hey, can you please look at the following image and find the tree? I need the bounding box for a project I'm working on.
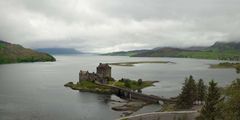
[236,67,240,74]
[138,79,143,85]
[221,79,240,120]
[124,80,131,88]
[176,75,197,109]
[197,79,206,105]
[199,80,221,120]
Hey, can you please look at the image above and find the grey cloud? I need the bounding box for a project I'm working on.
[0,0,240,53]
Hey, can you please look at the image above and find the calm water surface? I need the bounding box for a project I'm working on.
[0,55,239,120]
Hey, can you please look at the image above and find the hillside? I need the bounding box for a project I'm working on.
[208,41,240,51]
[102,50,149,56]
[0,40,56,64]
[103,41,240,61]
[36,48,82,55]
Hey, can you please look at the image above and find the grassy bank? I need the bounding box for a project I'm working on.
[113,80,157,90]
[65,79,156,94]
[210,62,240,68]
[210,62,240,73]
[64,81,112,94]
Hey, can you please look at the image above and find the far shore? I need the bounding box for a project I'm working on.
[106,61,175,67]
[209,62,240,69]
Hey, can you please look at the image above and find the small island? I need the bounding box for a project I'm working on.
[65,79,156,94]
[65,63,161,116]
[64,63,158,93]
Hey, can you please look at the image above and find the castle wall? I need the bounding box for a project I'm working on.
[79,63,112,84]
[97,67,111,78]
[79,71,108,84]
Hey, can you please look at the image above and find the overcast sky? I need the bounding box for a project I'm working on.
[0,0,240,53]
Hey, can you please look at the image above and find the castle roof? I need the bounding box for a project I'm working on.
[97,63,111,68]
[80,70,88,74]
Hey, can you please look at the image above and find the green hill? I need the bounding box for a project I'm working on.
[103,41,240,61]
[208,41,240,52]
[102,50,149,56]
[0,40,56,64]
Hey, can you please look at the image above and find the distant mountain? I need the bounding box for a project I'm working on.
[103,41,240,61]
[183,46,208,51]
[36,48,82,55]
[131,47,190,57]
[0,40,55,64]
[153,46,207,51]
[208,41,240,51]
[102,50,149,56]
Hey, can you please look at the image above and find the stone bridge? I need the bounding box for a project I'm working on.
[100,84,176,103]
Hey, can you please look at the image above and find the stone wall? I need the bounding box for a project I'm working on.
[118,111,199,120]
[130,91,160,103]
[79,71,101,83]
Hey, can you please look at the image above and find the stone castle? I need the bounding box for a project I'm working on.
[79,63,112,84]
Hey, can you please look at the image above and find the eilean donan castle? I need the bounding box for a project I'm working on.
[79,63,112,84]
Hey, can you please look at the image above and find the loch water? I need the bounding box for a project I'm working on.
[0,55,238,120]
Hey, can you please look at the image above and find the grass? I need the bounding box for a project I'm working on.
[113,81,125,87]
[107,61,173,67]
[65,79,156,94]
[76,81,98,88]
[0,43,5,49]
[113,80,155,90]
[160,103,176,112]
[64,81,112,94]
[105,48,240,61]
[178,51,240,60]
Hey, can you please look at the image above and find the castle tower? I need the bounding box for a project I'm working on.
[96,63,111,78]
[79,70,89,82]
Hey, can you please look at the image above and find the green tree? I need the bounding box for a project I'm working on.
[221,79,240,120]
[176,75,197,109]
[199,80,221,120]
[236,67,240,74]
[197,79,206,105]
[124,81,131,88]
[138,79,143,85]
